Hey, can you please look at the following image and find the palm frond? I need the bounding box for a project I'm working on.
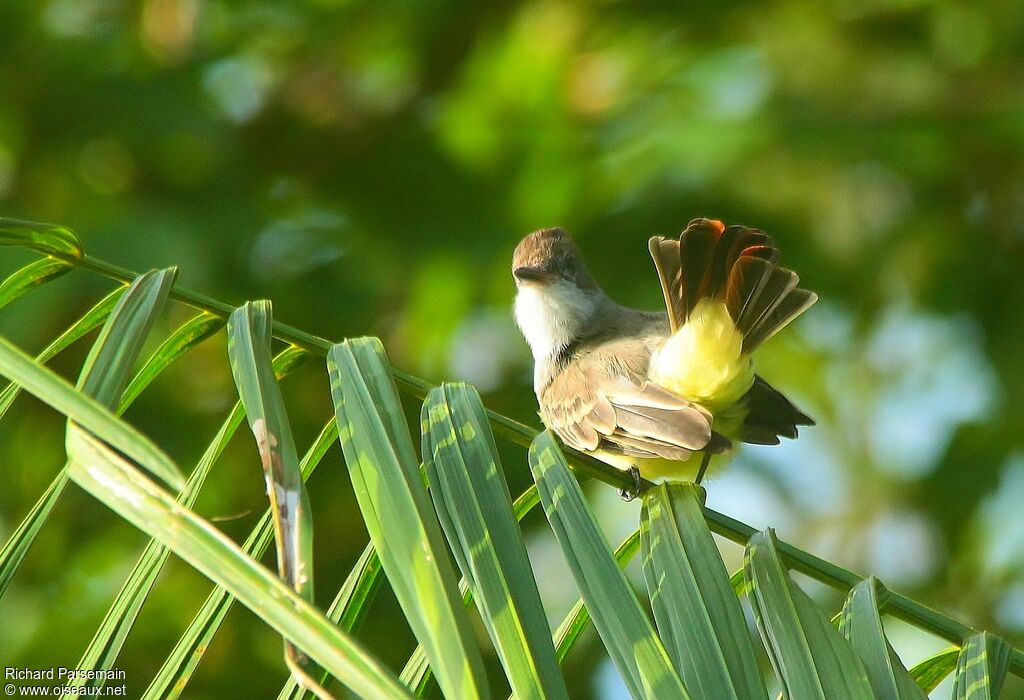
[2,219,1024,700]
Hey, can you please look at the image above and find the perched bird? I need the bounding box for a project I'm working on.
[512,218,816,495]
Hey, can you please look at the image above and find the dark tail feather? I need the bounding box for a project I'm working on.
[649,218,727,332]
[735,264,798,348]
[650,219,816,352]
[740,375,814,445]
[678,220,719,317]
[745,287,818,351]
[649,236,684,333]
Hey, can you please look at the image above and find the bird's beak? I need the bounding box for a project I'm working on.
[513,266,558,286]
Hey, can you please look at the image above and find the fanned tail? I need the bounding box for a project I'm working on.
[648,218,817,353]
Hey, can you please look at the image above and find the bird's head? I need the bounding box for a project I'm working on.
[512,228,604,361]
[511,227,598,291]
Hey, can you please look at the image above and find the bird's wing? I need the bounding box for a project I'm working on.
[539,359,727,461]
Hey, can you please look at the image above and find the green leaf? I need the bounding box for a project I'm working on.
[328,337,490,700]
[119,312,225,410]
[278,542,383,700]
[76,268,178,407]
[951,632,1010,700]
[0,335,184,489]
[909,647,959,694]
[554,528,641,664]
[401,651,434,698]
[399,484,542,698]
[0,257,72,311]
[423,383,569,700]
[228,300,324,697]
[143,509,276,700]
[641,483,767,700]
[138,349,318,700]
[529,431,689,700]
[228,302,315,602]
[0,287,121,422]
[0,217,83,259]
[744,529,873,700]
[0,270,176,600]
[0,473,69,599]
[65,428,412,700]
[66,346,305,694]
[838,577,925,700]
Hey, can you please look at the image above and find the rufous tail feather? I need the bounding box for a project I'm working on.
[648,218,817,353]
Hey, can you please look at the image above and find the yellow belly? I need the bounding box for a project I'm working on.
[595,449,734,482]
[592,300,755,482]
[648,298,754,440]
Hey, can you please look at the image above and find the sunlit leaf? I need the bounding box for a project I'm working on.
[0,270,176,600]
[951,632,1010,700]
[838,577,925,699]
[139,349,319,700]
[0,257,72,312]
[423,383,569,700]
[400,484,541,698]
[278,541,383,700]
[744,529,873,700]
[67,345,306,694]
[529,431,689,700]
[65,428,412,700]
[0,338,183,487]
[227,303,314,600]
[908,647,959,694]
[328,337,490,700]
[228,301,324,697]
[554,528,641,664]
[0,217,83,259]
[641,482,766,700]
[0,287,121,421]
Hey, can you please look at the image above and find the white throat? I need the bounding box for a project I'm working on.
[514,281,599,365]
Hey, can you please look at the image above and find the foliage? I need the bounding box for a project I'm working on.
[0,221,1021,698]
[4,2,1024,695]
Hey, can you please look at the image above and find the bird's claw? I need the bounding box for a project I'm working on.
[618,466,642,502]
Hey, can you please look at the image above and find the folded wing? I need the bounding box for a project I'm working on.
[540,361,730,461]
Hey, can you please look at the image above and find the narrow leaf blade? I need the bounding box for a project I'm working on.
[0,287,121,421]
[65,428,412,700]
[641,483,767,700]
[424,383,569,700]
[838,577,925,700]
[1,270,177,602]
[227,301,314,601]
[67,346,306,692]
[278,541,384,700]
[76,268,177,407]
[399,484,544,698]
[909,647,959,694]
[554,528,641,664]
[328,337,489,700]
[744,529,873,700]
[0,335,185,489]
[0,217,83,258]
[529,431,689,700]
[951,632,1010,700]
[228,300,323,697]
[0,257,72,311]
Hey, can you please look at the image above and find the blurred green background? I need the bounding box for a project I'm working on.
[2,0,1024,697]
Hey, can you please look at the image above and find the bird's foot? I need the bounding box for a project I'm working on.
[618,466,642,502]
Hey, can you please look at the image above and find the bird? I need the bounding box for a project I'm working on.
[511,218,816,497]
